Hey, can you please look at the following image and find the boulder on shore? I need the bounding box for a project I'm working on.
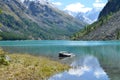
[59,51,75,58]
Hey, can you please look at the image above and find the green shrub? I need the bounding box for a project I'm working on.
[0,53,69,80]
[0,49,10,65]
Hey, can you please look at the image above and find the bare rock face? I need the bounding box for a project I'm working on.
[99,0,120,19]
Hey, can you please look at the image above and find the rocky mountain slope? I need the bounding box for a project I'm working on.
[99,0,120,19]
[0,0,85,40]
[71,0,120,40]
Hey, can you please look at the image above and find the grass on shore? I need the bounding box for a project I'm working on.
[0,49,69,80]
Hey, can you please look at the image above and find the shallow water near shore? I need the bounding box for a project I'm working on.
[49,56,109,80]
[0,40,120,80]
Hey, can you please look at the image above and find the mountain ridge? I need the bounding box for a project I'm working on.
[0,0,86,40]
[71,0,120,40]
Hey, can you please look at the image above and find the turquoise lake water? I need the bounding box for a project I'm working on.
[0,40,120,80]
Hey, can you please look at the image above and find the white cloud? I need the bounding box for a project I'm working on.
[95,0,102,3]
[64,3,92,13]
[52,2,62,6]
[68,65,90,76]
[20,0,24,2]
[94,69,106,78]
[93,3,106,8]
[93,0,106,9]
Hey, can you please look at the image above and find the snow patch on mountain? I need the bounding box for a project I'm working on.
[65,8,101,24]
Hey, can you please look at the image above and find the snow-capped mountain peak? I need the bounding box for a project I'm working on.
[76,14,93,24]
[65,8,101,24]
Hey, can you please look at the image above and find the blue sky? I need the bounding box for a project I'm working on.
[50,0,108,13]
[21,0,108,13]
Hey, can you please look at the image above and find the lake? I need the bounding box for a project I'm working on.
[0,40,120,80]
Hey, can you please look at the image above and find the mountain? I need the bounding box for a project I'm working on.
[71,0,120,40]
[76,9,100,24]
[65,8,101,24]
[75,13,93,24]
[0,0,86,40]
[98,0,120,19]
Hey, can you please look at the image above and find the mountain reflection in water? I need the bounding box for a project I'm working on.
[49,56,109,80]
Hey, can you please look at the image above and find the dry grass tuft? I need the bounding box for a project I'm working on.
[0,50,69,80]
